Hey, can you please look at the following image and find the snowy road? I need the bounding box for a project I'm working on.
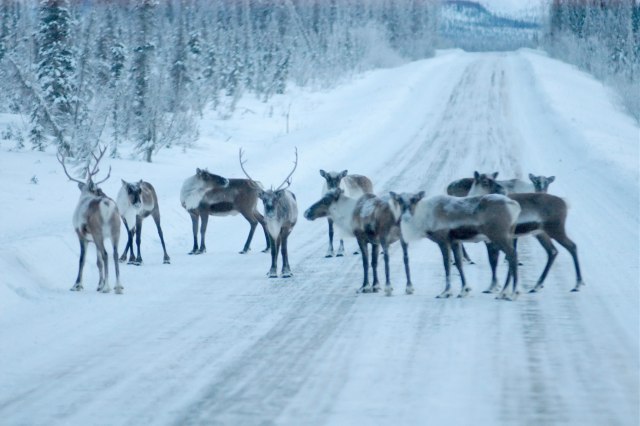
[0,50,638,425]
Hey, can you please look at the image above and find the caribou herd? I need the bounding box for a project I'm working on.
[58,145,583,300]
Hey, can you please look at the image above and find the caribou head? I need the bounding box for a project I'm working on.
[528,174,555,193]
[239,147,298,219]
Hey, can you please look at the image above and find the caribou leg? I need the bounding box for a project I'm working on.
[356,236,371,293]
[336,238,346,257]
[119,219,135,263]
[95,239,110,293]
[381,238,393,296]
[151,209,170,264]
[133,215,143,265]
[549,227,584,292]
[112,241,123,294]
[495,239,519,301]
[370,242,380,292]
[529,234,558,293]
[281,230,293,278]
[71,236,87,291]
[436,242,453,299]
[483,242,501,293]
[401,240,413,294]
[452,242,470,298]
[268,235,279,278]
[326,218,335,257]
[188,211,200,255]
[462,244,474,264]
[197,211,209,254]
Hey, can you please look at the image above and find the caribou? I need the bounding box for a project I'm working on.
[467,171,557,196]
[116,179,170,265]
[389,192,521,300]
[58,146,123,294]
[305,188,405,296]
[319,169,373,257]
[239,148,298,278]
[180,168,270,255]
[468,172,584,293]
[447,172,556,263]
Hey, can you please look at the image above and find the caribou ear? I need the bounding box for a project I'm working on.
[78,182,86,191]
[528,173,535,181]
[319,169,326,178]
[473,171,480,180]
[139,179,144,185]
[548,176,555,183]
[121,179,127,187]
[340,170,348,178]
[492,172,499,179]
[413,191,426,203]
[389,191,398,201]
[196,168,202,176]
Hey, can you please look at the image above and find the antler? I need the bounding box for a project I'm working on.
[57,145,112,186]
[275,147,298,191]
[88,145,112,185]
[56,151,85,185]
[238,148,257,183]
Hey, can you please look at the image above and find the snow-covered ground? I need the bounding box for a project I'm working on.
[0,49,638,425]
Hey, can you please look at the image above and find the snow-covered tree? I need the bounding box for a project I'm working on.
[33,0,76,154]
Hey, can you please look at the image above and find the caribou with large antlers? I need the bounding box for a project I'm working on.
[58,146,123,294]
[240,148,298,278]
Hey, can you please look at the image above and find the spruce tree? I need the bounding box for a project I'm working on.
[33,0,75,154]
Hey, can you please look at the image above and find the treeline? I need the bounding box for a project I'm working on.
[544,0,640,121]
[0,0,439,162]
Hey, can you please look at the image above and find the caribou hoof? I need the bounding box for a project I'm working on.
[163,258,171,265]
[358,285,372,293]
[405,285,414,295]
[336,253,344,257]
[70,284,83,291]
[385,286,393,296]
[503,292,520,301]
[436,291,452,299]
[267,271,278,278]
[118,256,127,263]
[261,247,270,253]
[570,281,584,292]
[457,288,471,298]
[496,292,518,301]
[482,284,500,294]
[324,253,334,258]
[372,284,381,293]
[239,248,251,254]
[115,286,124,295]
[281,272,293,278]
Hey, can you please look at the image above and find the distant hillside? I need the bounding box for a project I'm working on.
[439,0,542,51]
